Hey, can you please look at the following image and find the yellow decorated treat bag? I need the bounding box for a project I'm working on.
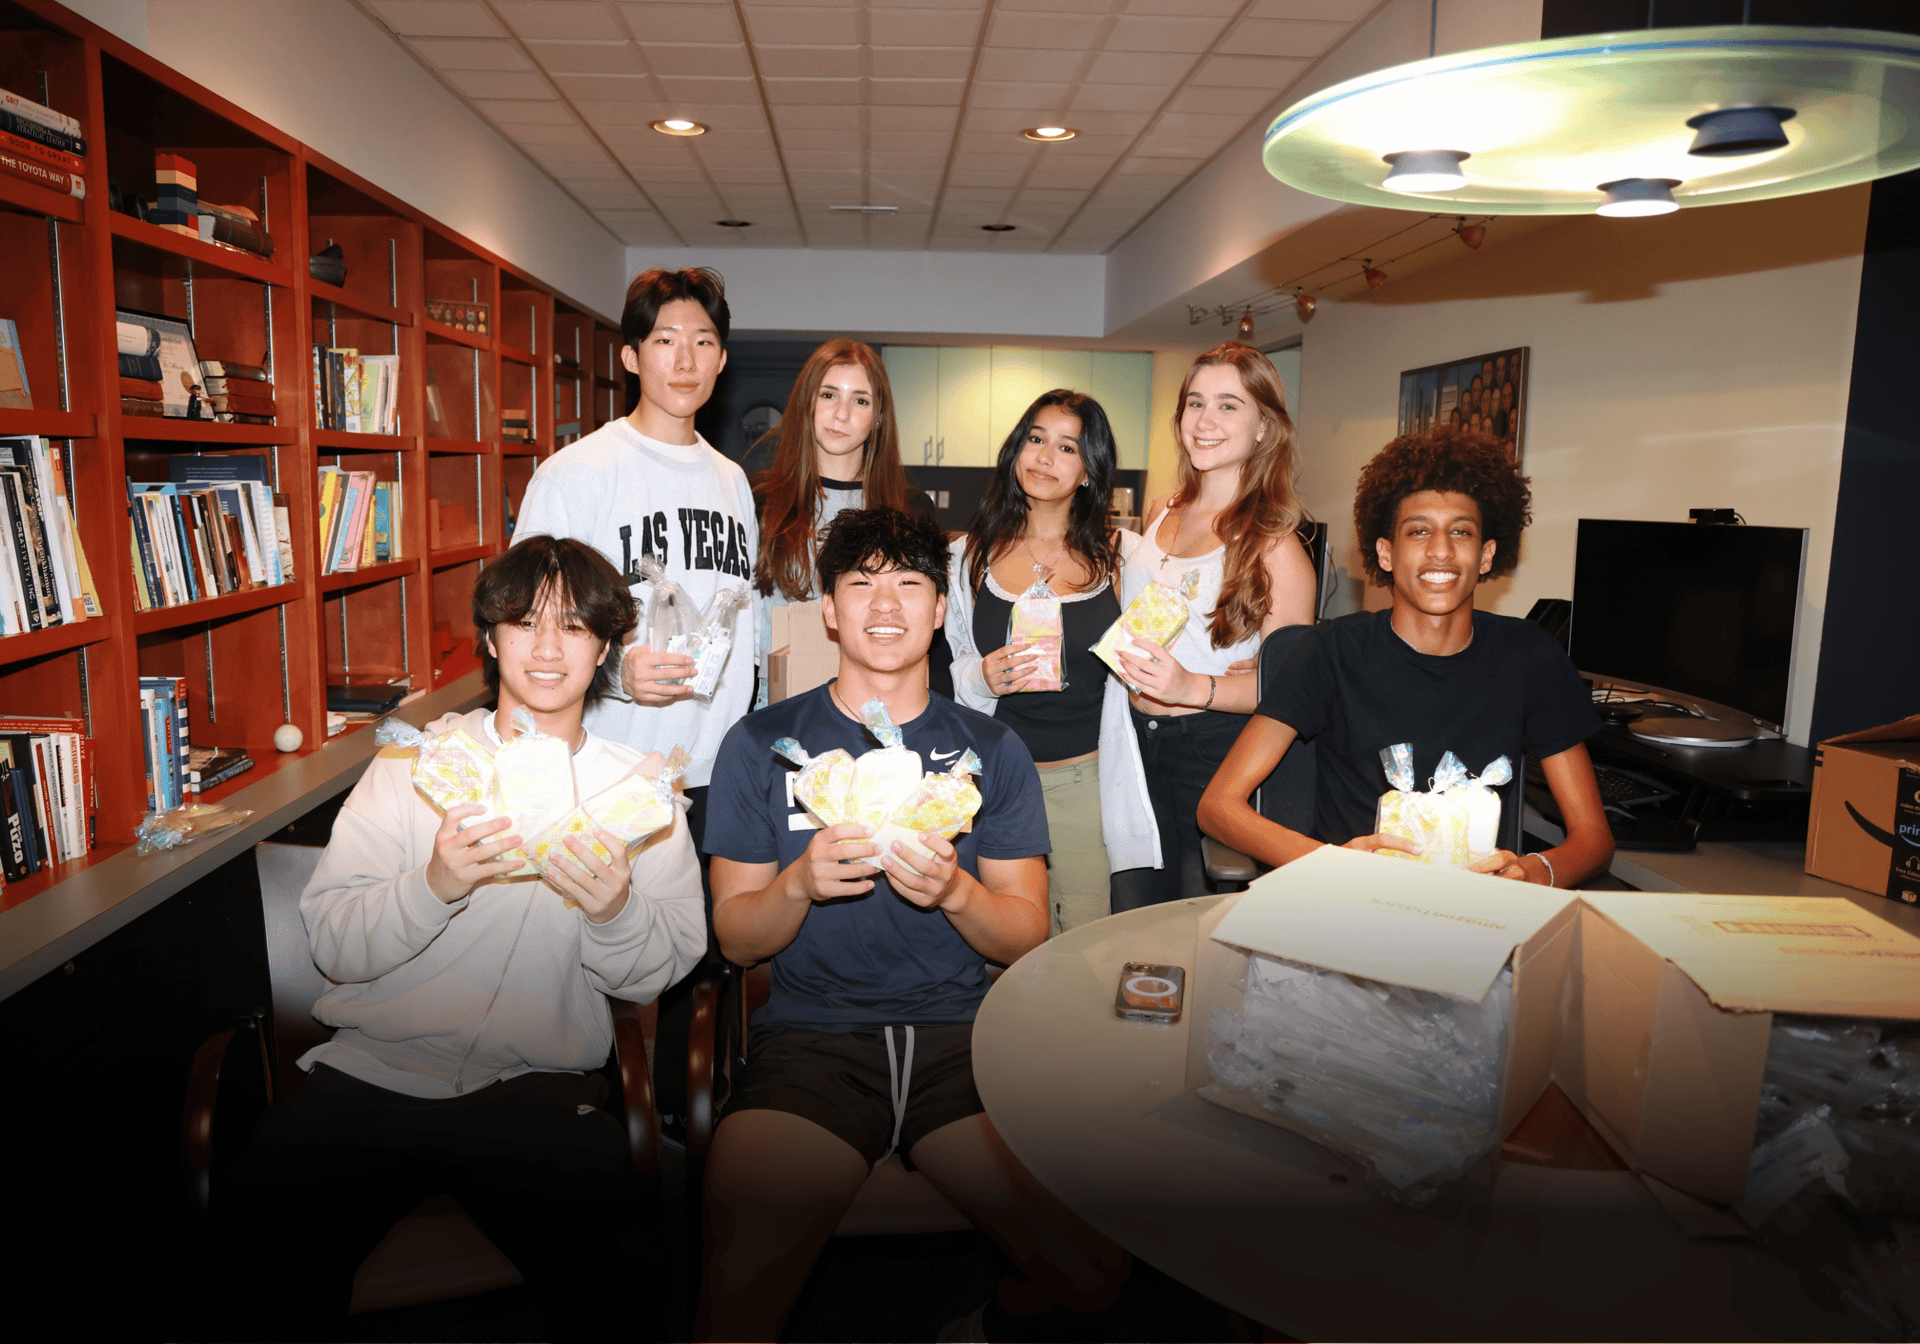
[870,751,983,868]
[771,739,858,827]
[1091,569,1201,691]
[1373,742,1511,869]
[1006,577,1064,693]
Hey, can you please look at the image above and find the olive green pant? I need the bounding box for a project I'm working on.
[1037,756,1109,937]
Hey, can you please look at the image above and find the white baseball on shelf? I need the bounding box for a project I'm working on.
[273,723,304,753]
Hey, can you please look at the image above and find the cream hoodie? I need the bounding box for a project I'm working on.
[298,708,707,1099]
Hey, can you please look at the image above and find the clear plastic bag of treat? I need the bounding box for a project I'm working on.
[773,738,859,827]
[668,585,750,700]
[1373,744,1511,869]
[377,718,497,812]
[523,746,691,885]
[1006,577,1065,693]
[1091,569,1201,691]
[848,698,924,822]
[378,709,579,878]
[1201,951,1513,1203]
[870,750,984,866]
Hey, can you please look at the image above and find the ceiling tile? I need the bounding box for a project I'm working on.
[499,121,596,147]
[539,139,624,163]
[444,69,555,99]
[635,43,756,76]
[406,37,529,69]
[472,98,579,124]
[1116,0,1240,13]
[1221,17,1349,59]
[570,181,653,208]
[869,128,953,153]
[742,6,862,45]
[1165,84,1278,117]
[947,168,1024,187]
[1150,110,1254,139]
[366,0,504,38]
[869,47,974,80]
[870,151,949,171]
[784,149,865,169]
[1190,54,1311,88]
[556,159,632,180]
[869,8,983,46]
[577,100,666,128]
[877,105,961,132]
[618,162,709,181]
[493,1,626,41]
[551,72,653,100]
[1067,84,1158,113]
[527,40,649,75]
[762,78,865,104]
[968,82,1068,113]
[655,75,764,103]
[870,79,966,105]
[1245,0,1374,18]
[773,104,863,130]
[1130,134,1219,158]
[756,46,866,78]
[974,48,1072,83]
[617,3,744,43]
[984,10,1104,49]
[1082,49,1194,85]
[1014,186,1085,209]
[779,128,862,150]
[1106,13,1228,53]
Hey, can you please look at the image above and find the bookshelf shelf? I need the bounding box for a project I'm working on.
[0,618,113,665]
[422,317,490,352]
[425,436,488,455]
[107,212,295,287]
[553,364,583,382]
[499,340,536,367]
[596,377,620,390]
[0,172,84,225]
[0,408,99,438]
[319,558,419,593]
[315,429,418,453]
[131,584,294,635]
[308,278,411,327]
[120,417,299,445]
[502,444,541,457]
[0,846,127,916]
[429,542,491,568]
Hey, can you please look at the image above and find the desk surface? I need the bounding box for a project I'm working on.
[0,674,488,1001]
[974,896,1859,1341]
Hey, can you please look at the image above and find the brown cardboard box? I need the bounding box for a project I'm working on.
[771,600,836,659]
[1186,845,1581,1155]
[1806,715,1920,905]
[767,648,838,703]
[1561,891,1920,1206]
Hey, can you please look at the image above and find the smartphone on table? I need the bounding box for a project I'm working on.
[1114,962,1185,1023]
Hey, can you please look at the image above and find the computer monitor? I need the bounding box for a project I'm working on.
[1569,519,1807,728]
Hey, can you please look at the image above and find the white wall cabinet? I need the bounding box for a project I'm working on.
[884,344,1152,471]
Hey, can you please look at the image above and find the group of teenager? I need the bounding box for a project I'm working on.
[222,267,1616,1342]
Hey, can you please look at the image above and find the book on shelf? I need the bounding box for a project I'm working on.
[195,201,274,258]
[0,319,30,409]
[0,106,83,158]
[0,715,91,872]
[327,679,408,714]
[120,376,163,400]
[0,437,97,634]
[127,470,284,610]
[313,346,400,434]
[0,87,81,139]
[317,466,398,575]
[166,454,285,587]
[201,358,269,382]
[185,744,253,794]
[0,126,83,176]
[137,677,190,813]
[502,408,531,443]
[0,145,84,198]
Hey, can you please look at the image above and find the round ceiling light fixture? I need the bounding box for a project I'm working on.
[1455,217,1487,248]
[1595,178,1681,217]
[1237,311,1256,338]
[1294,288,1318,322]
[651,118,708,136]
[715,219,752,228]
[981,223,1016,231]
[1022,126,1077,142]
[1261,25,1920,217]
[1382,149,1469,193]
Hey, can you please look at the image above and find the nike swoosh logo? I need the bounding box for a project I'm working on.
[931,748,962,761]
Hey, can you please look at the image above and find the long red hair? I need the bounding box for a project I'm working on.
[1171,341,1306,647]
[752,340,914,600]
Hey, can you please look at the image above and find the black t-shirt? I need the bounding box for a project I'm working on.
[1258,609,1600,846]
[972,580,1120,762]
[703,683,1049,1031]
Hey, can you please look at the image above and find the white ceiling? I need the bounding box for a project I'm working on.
[352,0,1381,254]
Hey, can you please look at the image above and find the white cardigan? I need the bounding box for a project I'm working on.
[942,534,1161,874]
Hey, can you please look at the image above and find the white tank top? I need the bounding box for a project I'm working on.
[1124,506,1262,676]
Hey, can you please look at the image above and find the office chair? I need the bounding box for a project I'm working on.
[1199,624,1320,889]
[183,842,660,1314]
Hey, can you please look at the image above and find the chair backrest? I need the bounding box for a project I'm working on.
[1253,625,1317,837]
[254,842,332,1096]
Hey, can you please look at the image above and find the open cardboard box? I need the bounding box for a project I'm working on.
[1805,713,1920,905]
[768,600,837,702]
[1558,891,1920,1207]
[1184,845,1581,1157]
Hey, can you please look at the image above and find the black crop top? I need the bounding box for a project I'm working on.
[972,577,1120,763]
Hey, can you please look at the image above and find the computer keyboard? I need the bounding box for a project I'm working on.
[1592,762,1671,809]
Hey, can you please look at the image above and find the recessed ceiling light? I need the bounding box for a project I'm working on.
[1022,126,1076,142]
[651,118,707,136]
[715,219,752,228]
[980,223,1015,232]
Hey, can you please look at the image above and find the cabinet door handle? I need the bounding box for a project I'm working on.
[924,436,932,466]
[936,437,945,466]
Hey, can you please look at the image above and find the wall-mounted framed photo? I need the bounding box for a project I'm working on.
[1397,346,1529,466]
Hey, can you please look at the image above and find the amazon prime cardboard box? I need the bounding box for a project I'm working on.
[1559,891,1920,1207]
[1805,715,1920,907]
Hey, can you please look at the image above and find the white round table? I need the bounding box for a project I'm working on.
[973,896,1849,1341]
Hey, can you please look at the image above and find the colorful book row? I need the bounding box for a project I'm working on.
[0,715,93,884]
[127,453,294,612]
[317,467,400,575]
[0,435,101,637]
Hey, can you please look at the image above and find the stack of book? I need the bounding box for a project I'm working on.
[313,345,400,434]
[138,674,189,813]
[185,744,253,795]
[0,86,86,200]
[503,407,532,443]
[127,453,292,611]
[118,319,165,417]
[199,357,275,424]
[152,152,196,234]
[317,466,401,574]
[0,714,93,882]
[0,436,101,636]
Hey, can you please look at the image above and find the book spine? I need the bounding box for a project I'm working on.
[49,734,77,860]
[273,493,294,581]
[128,492,159,609]
[0,477,43,630]
[169,679,189,806]
[138,689,157,813]
[248,483,281,585]
[29,738,59,865]
[0,127,84,175]
[0,108,83,157]
[5,761,39,873]
[21,440,77,623]
[153,684,178,810]
[0,88,83,138]
[0,148,84,199]
[0,761,25,882]
[0,465,63,625]
[188,756,255,793]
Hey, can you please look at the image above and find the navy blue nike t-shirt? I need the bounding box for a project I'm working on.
[702,682,1049,1032]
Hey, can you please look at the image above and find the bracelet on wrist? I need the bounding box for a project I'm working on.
[1536,852,1557,888]
[1203,675,1217,711]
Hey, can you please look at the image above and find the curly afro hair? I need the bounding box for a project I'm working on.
[1353,428,1532,587]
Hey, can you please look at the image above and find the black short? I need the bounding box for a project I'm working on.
[722,1022,983,1168]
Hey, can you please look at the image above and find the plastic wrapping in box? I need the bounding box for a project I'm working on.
[1091,569,1199,690]
[1374,743,1511,869]
[1201,952,1513,1200]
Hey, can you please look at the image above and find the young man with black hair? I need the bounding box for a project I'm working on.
[1198,428,1614,886]
[225,535,706,1341]
[698,507,1128,1343]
